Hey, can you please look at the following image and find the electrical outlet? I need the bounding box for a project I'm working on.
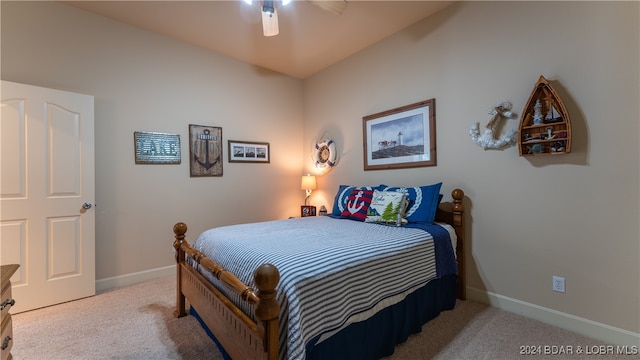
[552,276,565,293]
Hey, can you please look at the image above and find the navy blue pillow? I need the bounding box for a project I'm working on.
[377,182,442,224]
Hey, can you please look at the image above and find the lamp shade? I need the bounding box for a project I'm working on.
[300,175,317,190]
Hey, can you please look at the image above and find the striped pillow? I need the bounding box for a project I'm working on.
[340,189,374,221]
[331,185,378,216]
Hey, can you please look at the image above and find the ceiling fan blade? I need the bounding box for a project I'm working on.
[308,0,348,16]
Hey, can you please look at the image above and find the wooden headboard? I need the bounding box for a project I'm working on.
[434,188,466,300]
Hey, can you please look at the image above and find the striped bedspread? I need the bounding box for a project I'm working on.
[192,216,457,360]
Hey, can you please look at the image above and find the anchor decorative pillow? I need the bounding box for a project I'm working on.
[340,189,374,221]
[331,185,378,216]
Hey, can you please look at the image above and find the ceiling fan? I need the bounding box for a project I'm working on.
[244,0,348,37]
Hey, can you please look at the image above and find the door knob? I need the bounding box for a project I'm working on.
[82,202,93,209]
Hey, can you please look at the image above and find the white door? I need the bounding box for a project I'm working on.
[1,81,95,313]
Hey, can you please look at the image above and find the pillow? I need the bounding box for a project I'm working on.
[364,190,406,224]
[340,189,374,221]
[377,182,442,224]
[331,185,378,216]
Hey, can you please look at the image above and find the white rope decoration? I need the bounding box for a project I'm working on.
[469,101,517,150]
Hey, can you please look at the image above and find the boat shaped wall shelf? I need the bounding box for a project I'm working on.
[518,75,572,156]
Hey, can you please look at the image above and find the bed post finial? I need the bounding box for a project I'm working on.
[254,263,280,358]
[173,222,187,249]
[451,189,464,210]
[254,263,280,319]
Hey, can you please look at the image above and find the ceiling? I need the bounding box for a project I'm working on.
[64,1,455,79]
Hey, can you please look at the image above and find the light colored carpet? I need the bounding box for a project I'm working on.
[11,276,626,360]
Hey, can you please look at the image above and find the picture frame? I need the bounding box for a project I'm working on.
[133,131,181,164]
[189,124,223,177]
[363,99,436,170]
[301,205,316,217]
[228,140,270,163]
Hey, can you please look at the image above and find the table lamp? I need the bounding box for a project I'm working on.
[300,174,317,216]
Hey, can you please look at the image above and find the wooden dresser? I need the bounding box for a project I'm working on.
[1,264,19,360]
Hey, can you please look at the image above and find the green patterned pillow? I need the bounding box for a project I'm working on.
[364,190,407,225]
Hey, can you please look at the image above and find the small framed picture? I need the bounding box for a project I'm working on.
[228,140,270,163]
[301,205,316,217]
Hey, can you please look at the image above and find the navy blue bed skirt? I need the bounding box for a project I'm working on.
[191,274,457,360]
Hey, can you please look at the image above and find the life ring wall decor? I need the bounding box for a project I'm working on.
[313,138,337,171]
[469,101,517,150]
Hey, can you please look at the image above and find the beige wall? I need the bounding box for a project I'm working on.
[304,1,639,337]
[1,1,305,280]
[2,0,638,344]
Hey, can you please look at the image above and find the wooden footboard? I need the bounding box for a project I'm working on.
[173,222,280,360]
[173,188,466,360]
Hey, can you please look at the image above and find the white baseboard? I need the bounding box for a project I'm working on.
[96,272,639,346]
[467,287,640,347]
[95,265,175,292]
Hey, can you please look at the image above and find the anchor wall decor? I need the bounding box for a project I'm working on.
[189,124,223,177]
[469,101,517,150]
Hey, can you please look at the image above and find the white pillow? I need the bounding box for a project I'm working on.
[364,190,407,225]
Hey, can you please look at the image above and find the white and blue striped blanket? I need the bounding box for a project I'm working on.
[192,216,457,360]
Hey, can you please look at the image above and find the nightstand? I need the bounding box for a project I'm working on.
[1,264,19,360]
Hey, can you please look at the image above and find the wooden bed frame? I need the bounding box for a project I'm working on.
[172,188,466,360]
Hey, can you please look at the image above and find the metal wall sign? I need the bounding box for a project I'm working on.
[134,131,181,164]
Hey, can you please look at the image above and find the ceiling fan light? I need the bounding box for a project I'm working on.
[261,8,279,36]
[281,0,292,6]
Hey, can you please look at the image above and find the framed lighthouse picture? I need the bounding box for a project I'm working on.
[362,99,436,170]
[189,124,223,177]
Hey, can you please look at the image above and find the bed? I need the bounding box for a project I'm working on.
[173,187,466,360]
